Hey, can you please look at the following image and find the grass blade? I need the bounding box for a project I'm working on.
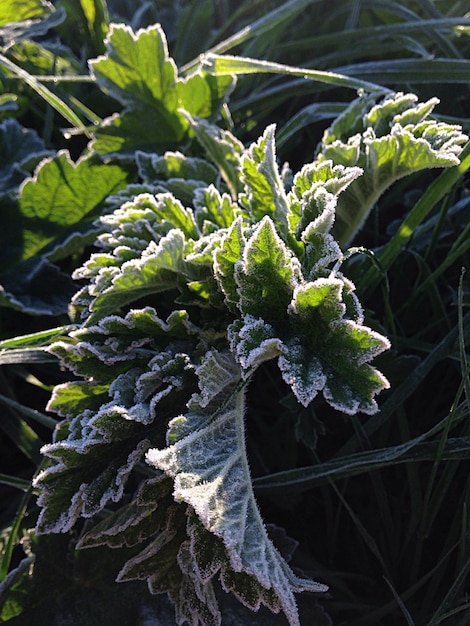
[181,0,324,73]
[254,434,470,492]
[0,52,87,131]
[334,58,470,84]
[202,53,387,94]
[358,141,470,296]
[0,394,57,429]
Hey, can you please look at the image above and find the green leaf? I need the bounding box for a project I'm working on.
[0,0,49,26]
[193,184,241,233]
[34,406,153,533]
[287,160,363,239]
[16,151,129,264]
[0,149,128,313]
[183,115,244,198]
[317,91,468,246]
[147,350,327,626]
[0,257,77,315]
[86,228,187,324]
[213,217,246,312]
[235,216,301,323]
[0,118,50,195]
[136,150,218,187]
[240,124,289,230]
[228,316,283,373]
[280,279,390,413]
[90,24,235,154]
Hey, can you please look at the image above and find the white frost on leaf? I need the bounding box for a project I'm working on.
[146,350,327,626]
[278,339,327,408]
[228,316,283,373]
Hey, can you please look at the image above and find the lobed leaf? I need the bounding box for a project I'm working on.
[90,24,235,154]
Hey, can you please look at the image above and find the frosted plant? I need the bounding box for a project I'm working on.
[34,91,467,626]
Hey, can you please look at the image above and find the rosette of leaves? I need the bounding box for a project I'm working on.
[33,93,467,626]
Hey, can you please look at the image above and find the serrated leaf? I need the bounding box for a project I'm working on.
[147,350,327,626]
[34,429,151,533]
[77,475,173,549]
[240,124,289,231]
[136,151,218,187]
[317,91,468,246]
[0,118,49,195]
[87,229,187,323]
[228,316,282,373]
[0,257,77,315]
[280,279,390,413]
[90,24,235,154]
[287,160,363,239]
[184,115,244,198]
[193,185,241,232]
[90,23,179,111]
[235,216,301,323]
[213,217,246,313]
[47,381,109,418]
[91,109,186,154]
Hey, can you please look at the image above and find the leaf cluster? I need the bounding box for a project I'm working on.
[0,2,469,625]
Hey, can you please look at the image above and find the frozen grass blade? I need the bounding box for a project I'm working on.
[0,406,42,464]
[358,141,470,296]
[426,558,470,626]
[254,431,470,492]
[0,474,31,491]
[0,486,33,582]
[383,577,415,626]
[181,0,323,73]
[0,52,86,131]
[0,394,56,429]
[333,58,470,84]
[202,54,387,94]
[0,327,71,349]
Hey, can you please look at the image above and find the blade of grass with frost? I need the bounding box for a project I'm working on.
[408,224,470,299]
[202,54,387,94]
[333,58,470,85]
[0,486,33,581]
[0,394,57,429]
[0,474,30,491]
[383,578,415,626]
[0,326,71,349]
[279,17,470,60]
[358,141,470,295]
[181,0,324,73]
[426,558,470,626]
[458,270,470,408]
[253,428,470,492]
[338,311,470,455]
[417,357,470,543]
[0,407,42,464]
[277,102,346,147]
[0,53,86,131]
